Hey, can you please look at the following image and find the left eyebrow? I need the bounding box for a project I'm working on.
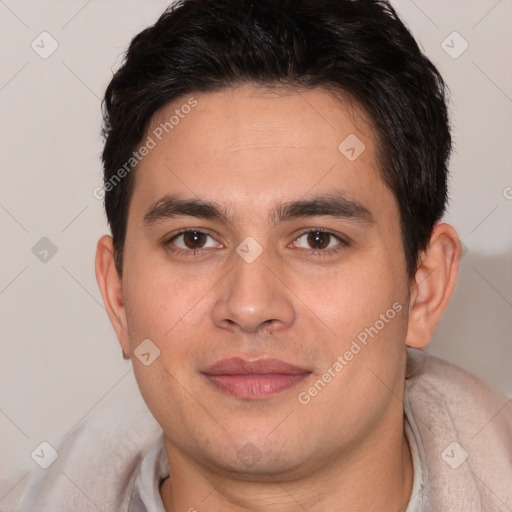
[270,193,374,226]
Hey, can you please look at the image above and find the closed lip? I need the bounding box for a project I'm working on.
[201,357,312,399]
[201,357,311,376]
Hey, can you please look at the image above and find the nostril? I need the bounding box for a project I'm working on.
[260,318,278,333]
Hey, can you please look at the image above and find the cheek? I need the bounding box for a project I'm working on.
[304,258,410,405]
[123,252,212,341]
[292,253,405,342]
[122,264,211,432]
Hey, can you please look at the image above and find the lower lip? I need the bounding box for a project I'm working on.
[203,373,310,399]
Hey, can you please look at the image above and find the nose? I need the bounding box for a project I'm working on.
[211,247,296,334]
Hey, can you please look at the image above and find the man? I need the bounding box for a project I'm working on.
[15,0,512,511]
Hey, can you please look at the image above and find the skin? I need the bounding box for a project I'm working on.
[96,84,461,511]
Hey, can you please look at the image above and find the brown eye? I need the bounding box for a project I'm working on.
[307,231,331,249]
[182,231,207,249]
[170,231,221,251]
[293,230,344,252]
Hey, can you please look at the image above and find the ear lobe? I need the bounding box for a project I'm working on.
[405,223,461,349]
[95,235,131,358]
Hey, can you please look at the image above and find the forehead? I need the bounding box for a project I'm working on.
[132,84,392,217]
[148,84,375,159]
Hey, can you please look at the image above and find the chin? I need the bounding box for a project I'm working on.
[198,434,314,481]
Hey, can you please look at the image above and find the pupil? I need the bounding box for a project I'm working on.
[308,231,329,249]
[184,231,205,249]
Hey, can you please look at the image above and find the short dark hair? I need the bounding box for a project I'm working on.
[102,0,451,277]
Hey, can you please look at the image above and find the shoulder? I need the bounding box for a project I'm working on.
[14,371,162,512]
[405,348,512,511]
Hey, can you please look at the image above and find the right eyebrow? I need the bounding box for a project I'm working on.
[143,194,229,226]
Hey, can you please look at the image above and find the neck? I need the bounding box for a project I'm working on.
[160,412,413,512]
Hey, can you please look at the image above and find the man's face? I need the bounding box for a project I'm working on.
[119,85,411,478]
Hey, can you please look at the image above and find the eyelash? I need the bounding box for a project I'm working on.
[163,228,349,257]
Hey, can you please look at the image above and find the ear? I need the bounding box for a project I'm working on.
[405,223,461,349]
[95,235,131,358]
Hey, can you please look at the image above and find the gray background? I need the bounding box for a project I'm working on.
[1,0,511,509]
